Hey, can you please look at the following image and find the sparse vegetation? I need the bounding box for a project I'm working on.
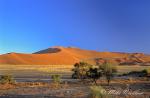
[72,62,117,85]
[100,62,117,85]
[51,74,61,83]
[0,74,16,84]
[86,68,102,85]
[51,74,61,88]
[121,69,148,77]
[72,62,103,85]
[89,86,110,98]
[72,62,92,80]
[0,64,149,97]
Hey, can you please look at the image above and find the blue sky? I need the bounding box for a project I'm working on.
[0,0,150,54]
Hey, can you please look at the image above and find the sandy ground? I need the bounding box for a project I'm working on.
[0,65,149,98]
[0,79,149,98]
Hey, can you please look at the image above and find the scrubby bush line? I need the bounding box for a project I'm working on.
[0,74,16,84]
[120,69,148,77]
[72,61,117,85]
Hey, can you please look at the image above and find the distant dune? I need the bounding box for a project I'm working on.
[0,46,150,65]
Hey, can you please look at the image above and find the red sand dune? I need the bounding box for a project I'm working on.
[0,46,150,65]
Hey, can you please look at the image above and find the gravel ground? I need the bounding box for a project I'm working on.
[0,80,149,98]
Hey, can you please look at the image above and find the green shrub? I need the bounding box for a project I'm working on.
[72,62,92,80]
[0,75,16,84]
[89,86,111,98]
[122,69,148,77]
[86,68,102,85]
[141,69,148,76]
[72,62,118,85]
[51,74,61,83]
[100,62,117,85]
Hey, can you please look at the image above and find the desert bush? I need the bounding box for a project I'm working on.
[72,62,118,85]
[86,68,102,85]
[0,75,16,84]
[141,69,148,76]
[89,86,111,98]
[72,62,92,80]
[51,74,61,84]
[51,74,61,88]
[100,62,117,85]
[122,69,148,77]
[72,62,103,85]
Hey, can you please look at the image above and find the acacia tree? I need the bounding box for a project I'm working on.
[86,68,102,85]
[72,62,92,80]
[100,62,117,85]
[72,61,117,85]
[72,62,103,85]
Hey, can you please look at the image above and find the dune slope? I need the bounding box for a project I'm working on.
[0,46,150,65]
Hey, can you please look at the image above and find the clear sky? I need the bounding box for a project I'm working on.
[0,0,150,54]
